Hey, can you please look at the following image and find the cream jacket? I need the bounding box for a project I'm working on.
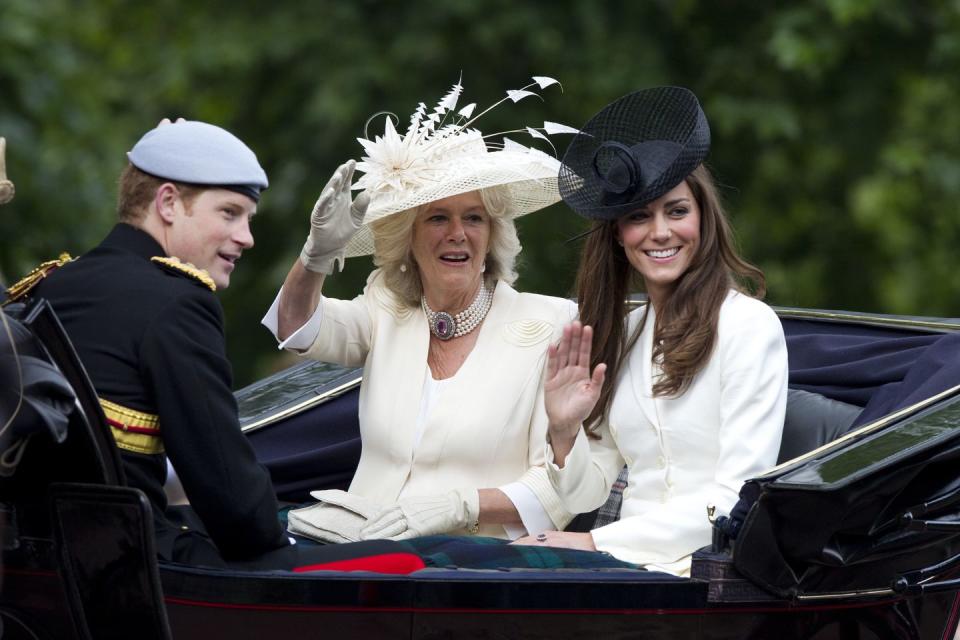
[304,270,577,538]
[548,291,788,575]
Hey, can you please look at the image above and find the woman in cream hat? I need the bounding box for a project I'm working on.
[520,87,788,576]
[264,78,580,544]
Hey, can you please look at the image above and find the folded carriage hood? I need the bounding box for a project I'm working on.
[733,388,960,599]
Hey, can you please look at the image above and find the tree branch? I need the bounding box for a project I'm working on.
[0,137,15,205]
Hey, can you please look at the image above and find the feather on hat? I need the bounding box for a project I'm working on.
[345,77,577,257]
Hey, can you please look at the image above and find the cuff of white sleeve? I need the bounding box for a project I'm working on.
[516,468,573,531]
[545,429,594,508]
[500,482,554,538]
[261,288,325,352]
[545,427,589,474]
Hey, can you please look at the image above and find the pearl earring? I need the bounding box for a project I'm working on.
[481,261,486,273]
[400,263,407,273]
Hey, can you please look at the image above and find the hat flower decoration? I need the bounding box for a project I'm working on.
[345,76,580,256]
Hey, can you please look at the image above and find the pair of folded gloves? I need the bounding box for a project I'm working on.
[287,488,480,544]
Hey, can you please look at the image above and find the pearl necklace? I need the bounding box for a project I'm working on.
[421,283,494,341]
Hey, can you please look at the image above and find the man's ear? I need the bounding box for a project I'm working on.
[154,183,181,224]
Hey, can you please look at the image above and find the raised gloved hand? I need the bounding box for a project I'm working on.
[359,489,480,540]
[299,160,370,274]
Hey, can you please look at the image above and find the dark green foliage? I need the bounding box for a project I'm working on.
[3,0,959,384]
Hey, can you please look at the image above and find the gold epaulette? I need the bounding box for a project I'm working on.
[4,253,74,304]
[151,256,216,292]
[100,398,164,455]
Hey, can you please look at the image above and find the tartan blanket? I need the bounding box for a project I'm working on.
[397,535,638,570]
[279,507,638,570]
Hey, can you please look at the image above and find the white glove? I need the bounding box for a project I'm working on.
[359,489,480,540]
[286,489,383,544]
[299,160,370,274]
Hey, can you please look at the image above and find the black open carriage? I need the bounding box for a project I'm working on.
[3,298,960,639]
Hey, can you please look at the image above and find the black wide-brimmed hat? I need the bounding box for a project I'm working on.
[559,86,710,220]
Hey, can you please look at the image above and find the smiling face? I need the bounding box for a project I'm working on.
[164,188,256,289]
[616,180,700,307]
[411,191,491,309]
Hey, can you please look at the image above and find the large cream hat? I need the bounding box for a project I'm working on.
[345,77,577,257]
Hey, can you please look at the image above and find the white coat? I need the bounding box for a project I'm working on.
[548,290,788,575]
[304,270,577,538]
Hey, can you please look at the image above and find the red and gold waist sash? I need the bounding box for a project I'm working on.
[99,398,163,455]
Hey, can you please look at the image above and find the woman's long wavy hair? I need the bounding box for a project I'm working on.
[370,186,521,307]
[576,164,765,434]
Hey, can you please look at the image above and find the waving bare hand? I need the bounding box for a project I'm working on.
[544,322,606,457]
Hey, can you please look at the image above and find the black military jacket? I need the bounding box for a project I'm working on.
[32,223,288,562]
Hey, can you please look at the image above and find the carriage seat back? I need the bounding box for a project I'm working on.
[776,388,862,464]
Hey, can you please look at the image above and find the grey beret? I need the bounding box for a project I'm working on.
[127,120,268,201]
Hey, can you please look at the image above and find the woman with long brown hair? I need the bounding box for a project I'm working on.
[515,87,788,576]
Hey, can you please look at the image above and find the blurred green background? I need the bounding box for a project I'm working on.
[2,0,959,387]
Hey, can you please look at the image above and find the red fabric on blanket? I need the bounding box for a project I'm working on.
[292,552,426,574]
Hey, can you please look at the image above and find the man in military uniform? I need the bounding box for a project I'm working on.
[8,120,420,571]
